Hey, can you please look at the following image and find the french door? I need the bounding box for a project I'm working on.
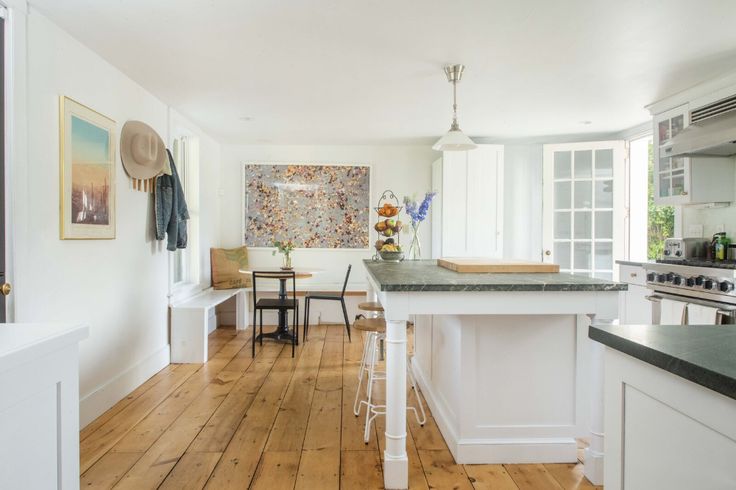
[542,141,625,280]
[0,13,6,322]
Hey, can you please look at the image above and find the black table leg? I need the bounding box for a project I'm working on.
[258,277,296,343]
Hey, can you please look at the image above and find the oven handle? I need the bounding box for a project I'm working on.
[647,291,736,324]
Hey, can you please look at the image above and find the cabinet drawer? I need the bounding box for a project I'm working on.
[619,264,646,286]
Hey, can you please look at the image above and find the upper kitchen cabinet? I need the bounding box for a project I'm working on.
[431,145,504,258]
[652,100,736,206]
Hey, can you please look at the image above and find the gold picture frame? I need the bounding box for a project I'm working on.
[59,96,116,239]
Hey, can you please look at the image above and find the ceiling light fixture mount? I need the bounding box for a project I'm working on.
[432,64,477,152]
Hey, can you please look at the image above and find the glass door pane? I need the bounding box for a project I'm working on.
[545,143,620,278]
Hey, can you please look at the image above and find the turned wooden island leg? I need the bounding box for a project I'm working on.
[384,318,408,489]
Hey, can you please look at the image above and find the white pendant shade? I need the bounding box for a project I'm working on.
[432,129,478,151]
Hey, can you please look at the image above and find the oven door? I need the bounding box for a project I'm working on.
[645,291,736,325]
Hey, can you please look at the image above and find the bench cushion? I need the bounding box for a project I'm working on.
[211,246,252,289]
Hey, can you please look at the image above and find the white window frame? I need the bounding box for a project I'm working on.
[168,134,200,304]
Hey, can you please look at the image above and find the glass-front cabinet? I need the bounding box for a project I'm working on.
[653,104,735,205]
[654,105,690,205]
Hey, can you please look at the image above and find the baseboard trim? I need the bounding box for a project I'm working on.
[79,344,170,428]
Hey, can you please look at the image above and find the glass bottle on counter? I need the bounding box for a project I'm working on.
[714,233,729,261]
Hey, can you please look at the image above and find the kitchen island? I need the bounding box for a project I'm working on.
[363,259,626,489]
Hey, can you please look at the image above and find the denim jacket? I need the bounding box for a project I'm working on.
[155,150,189,251]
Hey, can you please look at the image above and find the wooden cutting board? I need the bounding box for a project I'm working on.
[438,258,560,273]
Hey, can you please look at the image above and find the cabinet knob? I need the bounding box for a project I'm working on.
[680,191,688,196]
[544,250,551,256]
[630,272,637,278]
[1,283,11,296]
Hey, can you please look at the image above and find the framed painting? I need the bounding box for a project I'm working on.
[242,163,370,249]
[59,96,116,239]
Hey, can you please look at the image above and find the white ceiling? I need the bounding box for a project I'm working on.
[30,0,736,145]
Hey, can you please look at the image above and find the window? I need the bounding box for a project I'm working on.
[646,140,674,259]
[170,136,200,294]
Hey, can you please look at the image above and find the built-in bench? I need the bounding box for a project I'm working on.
[170,286,368,363]
[170,288,249,363]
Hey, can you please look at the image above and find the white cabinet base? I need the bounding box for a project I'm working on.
[0,324,88,489]
[412,313,589,465]
[604,348,736,489]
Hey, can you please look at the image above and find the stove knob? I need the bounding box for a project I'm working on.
[686,277,695,287]
[675,250,682,257]
[695,276,704,286]
[719,281,734,293]
[666,273,675,282]
[647,272,656,282]
[664,249,671,256]
[703,279,714,290]
[657,274,667,283]
[673,276,683,286]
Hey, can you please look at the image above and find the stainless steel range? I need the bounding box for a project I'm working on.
[643,259,736,323]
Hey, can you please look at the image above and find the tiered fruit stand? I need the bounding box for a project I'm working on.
[372,189,404,261]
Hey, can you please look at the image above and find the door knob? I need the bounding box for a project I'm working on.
[1,283,11,296]
[544,250,551,256]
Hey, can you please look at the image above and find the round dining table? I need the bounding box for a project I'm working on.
[239,267,324,342]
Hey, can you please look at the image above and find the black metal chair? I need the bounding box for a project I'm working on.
[251,270,299,357]
[303,265,352,342]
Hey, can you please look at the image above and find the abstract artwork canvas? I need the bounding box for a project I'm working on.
[243,163,370,248]
[60,96,116,239]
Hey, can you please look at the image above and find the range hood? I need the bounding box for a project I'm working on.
[669,95,736,157]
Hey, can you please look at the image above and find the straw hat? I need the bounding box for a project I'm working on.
[120,120,167,179]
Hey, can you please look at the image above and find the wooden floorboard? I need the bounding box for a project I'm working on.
[80,324,601,489]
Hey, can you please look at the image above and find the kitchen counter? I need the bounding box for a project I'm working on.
[590,323,736,488]
[589,323,736,400]
[363,259,627,292]
[615,259,650,267]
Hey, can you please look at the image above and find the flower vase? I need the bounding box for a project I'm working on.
[407,222,421,260]
[281,254,293,270]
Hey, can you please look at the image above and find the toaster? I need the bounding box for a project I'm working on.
[662,237,702,260]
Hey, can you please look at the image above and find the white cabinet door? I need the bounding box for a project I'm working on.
[623,284,652,324]
[435,145,504,258]
[466,147,504,257]
[441,151,469,257]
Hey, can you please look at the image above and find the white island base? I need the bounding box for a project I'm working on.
[412,312,592,465]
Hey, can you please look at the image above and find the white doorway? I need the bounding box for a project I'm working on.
[542,141,626,280]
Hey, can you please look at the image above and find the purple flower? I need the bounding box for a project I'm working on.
[403,192,436,226]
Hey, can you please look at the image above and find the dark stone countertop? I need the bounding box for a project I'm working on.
[615,259,650,267]
[363,259,627,292]
[589,323,736,401]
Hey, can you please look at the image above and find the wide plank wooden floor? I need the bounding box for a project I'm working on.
[81,324,602,489]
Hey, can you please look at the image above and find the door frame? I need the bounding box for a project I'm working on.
[542,140,626,279]
[1,0,28,322]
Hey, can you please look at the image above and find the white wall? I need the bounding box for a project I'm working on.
[13,9,221,426]
[218,144,436,290]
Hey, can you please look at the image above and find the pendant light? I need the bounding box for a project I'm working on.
[432,64,477,151]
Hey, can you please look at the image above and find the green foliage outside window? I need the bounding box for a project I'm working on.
[648,142,674,259]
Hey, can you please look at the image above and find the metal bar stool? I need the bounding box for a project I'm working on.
[352,317,426,443]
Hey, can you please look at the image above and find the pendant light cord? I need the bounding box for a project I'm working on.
[451,80,460,131]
